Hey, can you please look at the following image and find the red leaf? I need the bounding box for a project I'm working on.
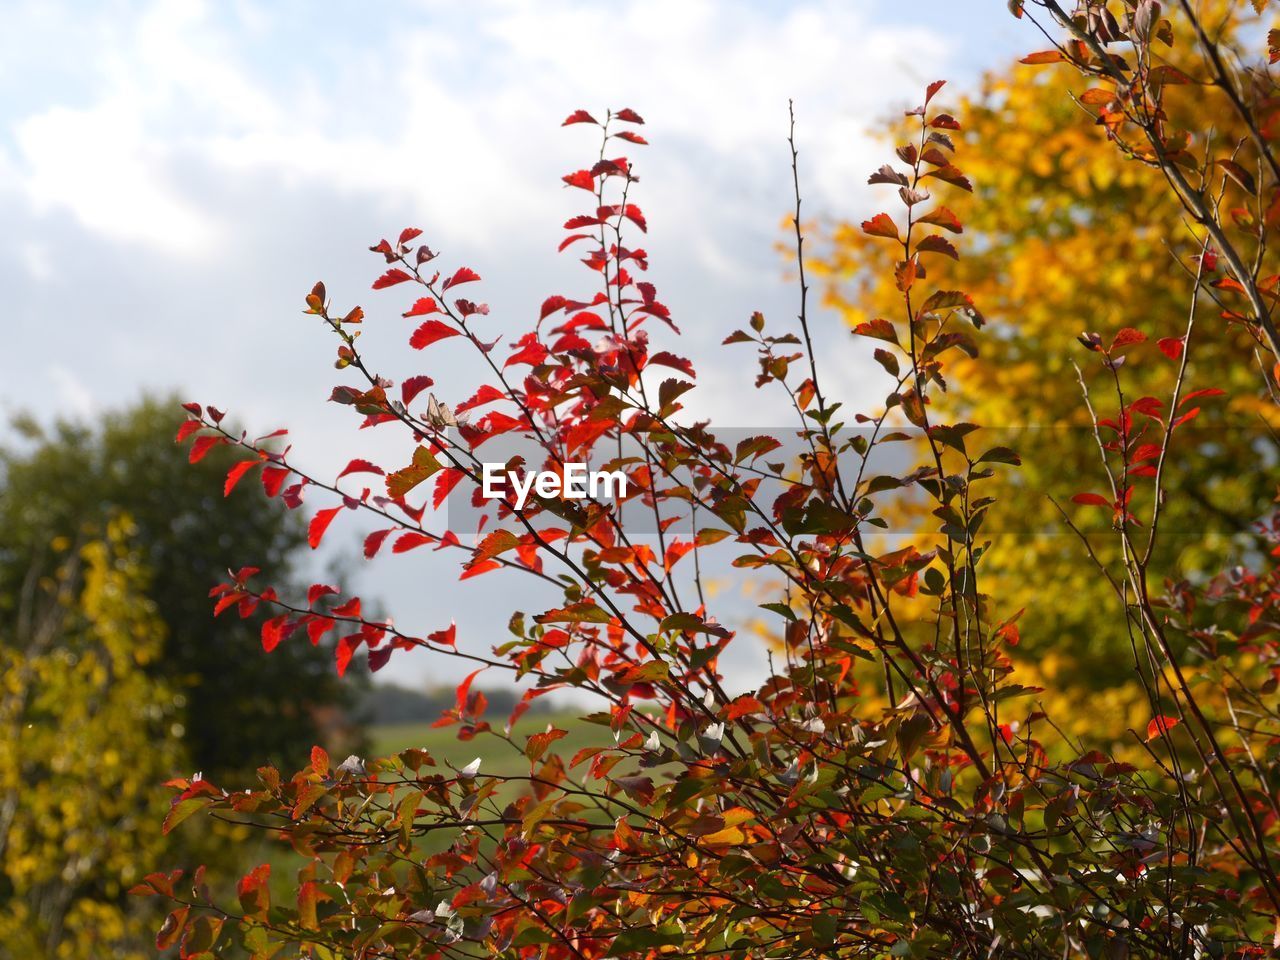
[1071,493,1110,506]
[262,466,290,498]
[308,584,338,606]
[398,227,422,245]
[335,635,360,677]
[563,170,595,191]
[649,351,696,377]
[456,384,504,414]
[455,668,484,712]
[924,79,946,105]
[261,615,289,653]
[1111,327,1147,349]
[338,458,384,480]
[562,109,599,126]
[308,507,343,549]
[1130,443,1164,465]
[442,267,480,291]
[861,213,900,240]
[433,468,464,509]
[460,558,502,580]
[505,333,549,369]
[188,436,221,464]
[401,375,435,407]
[1179,387,1225,407]
[366,647,392,672]
[175,419,203,443]
[224,460,259,496]
[1129,396,1163,417]
[307,616,335,645]
[614,108,645,124]
[428,622,457,646]
[1157,337,1184,360]
[540,295,567,320]
[1146,715,1181,741]
[624,204,647,232]
[372,268,411,289]
[393,532,433,552]
[364,529,394,558]
[332,597,362,618]
[403,298,440,318]
[410,319,460,350]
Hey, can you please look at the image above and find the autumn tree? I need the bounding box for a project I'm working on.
[0,520,183,960]
[812,1,1279,745]
[0,397,359,781]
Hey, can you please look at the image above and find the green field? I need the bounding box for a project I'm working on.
[370,710,607,780]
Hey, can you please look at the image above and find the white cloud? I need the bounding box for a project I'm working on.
[16,102,218,252]
[3,0,1018,689]
[6,0,947,257]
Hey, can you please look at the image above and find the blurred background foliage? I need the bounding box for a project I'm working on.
[810,6,1280,749]
[0,395,359,783]
[0,394,544,957]
[0,396,364,958]
[0,521,181,959]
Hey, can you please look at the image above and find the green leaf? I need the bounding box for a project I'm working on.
[759,602,798,622]
[977,446,1021,466]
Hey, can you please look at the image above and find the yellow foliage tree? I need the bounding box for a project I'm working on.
[0,519,185,960]
[812,11,1279,742]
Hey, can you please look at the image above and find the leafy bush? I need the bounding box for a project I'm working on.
[138,4,1280,957]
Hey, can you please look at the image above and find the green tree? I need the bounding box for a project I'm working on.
[0,520,182,960]
[0,396,357,781]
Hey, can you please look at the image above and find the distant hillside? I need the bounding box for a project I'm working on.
[355,681,549,726]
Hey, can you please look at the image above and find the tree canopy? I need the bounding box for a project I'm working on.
[0,396,357,781]
[0,520,182,960]
[811,7,1279,742]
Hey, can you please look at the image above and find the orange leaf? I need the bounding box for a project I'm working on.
[861,213,900,241]
[1146,715,1181,741]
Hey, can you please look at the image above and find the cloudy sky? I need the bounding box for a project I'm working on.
[3,0,1032,691]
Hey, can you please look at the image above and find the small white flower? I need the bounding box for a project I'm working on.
[644,730,660,752]
[337,755,367,778]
